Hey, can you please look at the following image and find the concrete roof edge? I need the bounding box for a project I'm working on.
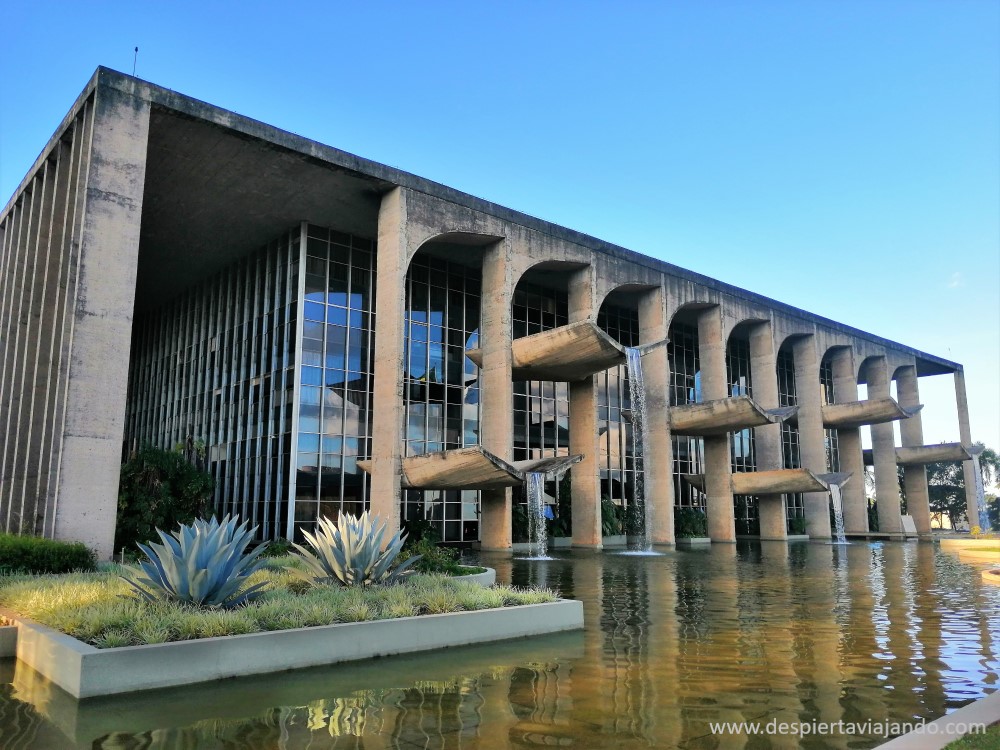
[1,69,102,221]
[66,67,960,374]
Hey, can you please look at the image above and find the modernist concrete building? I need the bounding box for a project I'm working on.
[0,68,982,559]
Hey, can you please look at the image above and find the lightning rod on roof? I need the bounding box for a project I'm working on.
[132,47,139,77]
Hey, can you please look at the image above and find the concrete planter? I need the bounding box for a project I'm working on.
[0,625,16,657]
[455,566,495,586]
[602,535,627,548]
[11,599,583,699]
[675,537,711,546]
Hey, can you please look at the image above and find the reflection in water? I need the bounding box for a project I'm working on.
[2,542,999,749]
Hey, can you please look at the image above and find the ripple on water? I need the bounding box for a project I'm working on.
[2,542,999,749]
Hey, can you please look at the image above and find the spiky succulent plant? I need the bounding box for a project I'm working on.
[122,516,269,608]
[289,511,420,587]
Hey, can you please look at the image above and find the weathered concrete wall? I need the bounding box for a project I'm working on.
[897,364,931,535]
[748,321,787,540]
[0,79,149,559]
[829,347,868,534]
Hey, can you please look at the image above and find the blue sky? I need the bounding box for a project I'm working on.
[3,1,998,448]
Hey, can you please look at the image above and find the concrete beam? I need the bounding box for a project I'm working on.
[818,397,922,429]
[358,447,582,490]
[684,468,852,496]
[466,318,666,382]
[669,395,797,437]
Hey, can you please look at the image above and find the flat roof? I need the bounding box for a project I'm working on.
[3,66,962,377]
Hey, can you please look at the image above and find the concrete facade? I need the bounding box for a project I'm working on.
[0,68,975,558]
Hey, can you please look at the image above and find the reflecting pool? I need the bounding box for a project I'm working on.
[2,542,998,749]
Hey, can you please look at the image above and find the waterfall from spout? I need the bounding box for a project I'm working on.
[972,451,991,532]
[830,484,848,544]
[625,347,653,552]
[525,472,552,559]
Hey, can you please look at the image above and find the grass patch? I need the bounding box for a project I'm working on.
[943,722,1000,748]
[0,567,557,648]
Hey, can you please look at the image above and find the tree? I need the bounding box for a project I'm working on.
[115,445,214,552]
[926,461,967,529]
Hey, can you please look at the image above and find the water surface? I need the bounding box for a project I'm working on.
[2,542,997,749]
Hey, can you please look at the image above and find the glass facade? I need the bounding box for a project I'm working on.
[597,303,643,514]
[776,348,805,530]
[125,231,301,540]
[668,321,706,511]
[820,359,841,472]
[727,338,758,535]
[294,226,377,540]
[125,227,849,544]
[400,253,482,543]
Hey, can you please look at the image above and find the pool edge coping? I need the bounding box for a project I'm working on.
[877,691,1000,749]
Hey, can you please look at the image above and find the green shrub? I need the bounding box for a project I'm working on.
[261,538,293,557]
[398,538,485,576]
[547,473,572,538]
[116,446,214,552]
[787,515,807,535]
[674,507,708,538]
[0,533,96,574]
[601,496,624,536]
[512,502,529,543]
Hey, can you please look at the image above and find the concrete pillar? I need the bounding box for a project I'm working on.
[954,369,979,529]
[479,240,514,550]
[792,336,831,539]
[748,322,786,540]
[897,365,931,536]
[830,348,868,535]
[569,266,602,548]
[370,187,409,533]
[867,357,904,536]
[638,287,674,545]
[52,84,150,559]
[698,307,734,542]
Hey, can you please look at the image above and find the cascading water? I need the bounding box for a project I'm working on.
[829,484,848,545]
[525,472,551,559]
[625,347,653,552]
[971,449,991,532]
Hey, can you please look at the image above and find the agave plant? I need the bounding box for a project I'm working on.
[122,516,269,608]
[290,511,420,587]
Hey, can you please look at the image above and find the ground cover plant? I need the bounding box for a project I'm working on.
[0,568,556,648]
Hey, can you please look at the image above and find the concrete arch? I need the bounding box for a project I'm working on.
[511,258,591,292]
[597,282,661,346]
[666,300,718,331]
[775,330,815,355]
[407,230,506,268]
[727,317,770,344]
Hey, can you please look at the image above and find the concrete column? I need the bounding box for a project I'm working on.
[479,240,513,550]
[698,307,734,542]
[954,369,979,529]
[569,266,602,548]
[897,365,931,536]
[792,336,831,539]
[867,357,904,536]
[53,84,150,559]
[748,322,786,540]
[369,187,410,533]
[638,287,674,545]
[830,348,868,535]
